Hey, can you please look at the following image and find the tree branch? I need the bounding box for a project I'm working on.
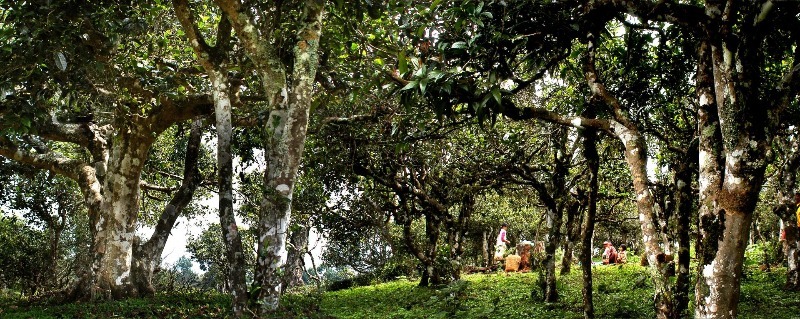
[0,135,91,182]
[140,182,179,193]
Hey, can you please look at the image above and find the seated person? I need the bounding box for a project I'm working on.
[602,241,618,265]
[617,244,628,264]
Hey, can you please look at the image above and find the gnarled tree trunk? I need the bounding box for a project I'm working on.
[691,2,797,315]
[282,223,310,293]
[79,125,155,300]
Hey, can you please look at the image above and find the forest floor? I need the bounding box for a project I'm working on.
[3,263,799,318]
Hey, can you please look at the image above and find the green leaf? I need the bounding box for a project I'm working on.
[480,93,491,107]
[398,52,408,74]
[491,87,502,105]
[54,52,67,71]
[451,42,467,49]
[419,78,428,94]
[427,70,444,80]
[401,80,418,91]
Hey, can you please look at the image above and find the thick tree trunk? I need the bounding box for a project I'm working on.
[250,2,324,313]
[580,126,598,319]
[423,214,443,286]
[86,129,153,299]
[692,2,787,314]
[696,204,754,318]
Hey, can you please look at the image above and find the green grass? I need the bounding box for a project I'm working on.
[319,265,654,319]
[4,265,800,318]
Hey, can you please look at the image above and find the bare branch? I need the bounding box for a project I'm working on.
[140,182,178,193]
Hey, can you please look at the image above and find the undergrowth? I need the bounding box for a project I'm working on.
[3,265,799,318]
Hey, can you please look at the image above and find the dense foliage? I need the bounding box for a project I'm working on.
[1,0,799,317]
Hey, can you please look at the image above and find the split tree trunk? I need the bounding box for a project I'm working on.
[131,118,204,296]
[212,0,325,312]
[172,5,249,314]
[691,2,789,315]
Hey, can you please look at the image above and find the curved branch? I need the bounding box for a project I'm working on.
[0,135,91,182]
[500,105,612,134]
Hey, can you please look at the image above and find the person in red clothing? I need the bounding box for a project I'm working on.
[602,241,618,265]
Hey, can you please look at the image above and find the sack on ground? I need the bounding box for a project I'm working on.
[505,254,521,272]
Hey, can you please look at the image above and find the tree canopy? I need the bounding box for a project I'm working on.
[1,1,799,318]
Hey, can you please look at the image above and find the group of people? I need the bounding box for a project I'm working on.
[494,223,628,265]
[601,241,627,265]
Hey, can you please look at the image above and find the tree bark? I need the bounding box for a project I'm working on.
[561,200,581,275]
[282,223,310,293]
[673,141,697,317]
[131,118,204,296]
[540,126,568,302]
[772,130,800,290]
[211,0,324,312]
[481,230,490,268]
[584,31,676,319]
[692,2,791,316]
[88,126,154,299]
[212,72,249,316]
[172,3,248,315]
[448,195,473,281]
[579,123,599,319]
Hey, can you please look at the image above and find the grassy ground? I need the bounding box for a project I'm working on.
[3,264,800,318]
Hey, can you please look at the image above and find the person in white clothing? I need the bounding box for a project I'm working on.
[494,223,511,261]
